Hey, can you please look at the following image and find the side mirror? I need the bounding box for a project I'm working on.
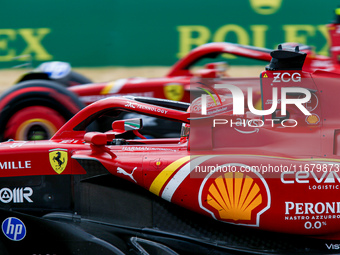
[84,132,117,158]
[84,132,107,146]
[112,118,143,134]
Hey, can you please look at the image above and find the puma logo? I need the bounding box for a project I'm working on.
[117,167,137,183]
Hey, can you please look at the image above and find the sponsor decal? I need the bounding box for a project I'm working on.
[122,146,177,152]
[9,141,27,148]
[0,161,31,170]
[199,163,270,226]
[285,201,340,216]
[148,156,271,226]
[285,201,340,230]
[160,156,209,202]
[306,114,320,125]
[59,139,79,144]
[124,101,168,114]
[164,83,184,101]
[49,149,68,174]
[149,156,191,197]
[0,187,33,203]
[117,167,137,183]
[326,243,340,250]
[2,217,26,241]
[125,101,136,108]
[150,158,164,169]
[281,171,340,190]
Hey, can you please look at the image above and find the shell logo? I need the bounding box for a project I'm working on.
[249,0,282,15]
[207,172,262,221]
[199,163,270,227]
[306,114,320,125]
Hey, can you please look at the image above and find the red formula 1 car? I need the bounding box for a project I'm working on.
[3,7,340,142]
[0,47,340,254]
[0,42,270,141]
[0,42,322,142]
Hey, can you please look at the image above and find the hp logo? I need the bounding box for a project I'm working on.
[1,217,26,241]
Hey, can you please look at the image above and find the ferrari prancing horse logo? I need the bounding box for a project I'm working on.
[164,83,184,101]
[49,149,68,174]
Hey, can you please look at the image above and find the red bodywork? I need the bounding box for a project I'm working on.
[2,55,340,240]
[68,40,340,107]
[67,42,272,106]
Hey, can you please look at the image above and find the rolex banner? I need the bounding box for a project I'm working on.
[0,0,336,68]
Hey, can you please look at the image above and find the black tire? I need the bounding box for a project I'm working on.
[16,70,92,88]
[66,71,92,86]
[0,80,85,141]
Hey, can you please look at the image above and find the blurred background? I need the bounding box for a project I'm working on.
[0,0,337,87]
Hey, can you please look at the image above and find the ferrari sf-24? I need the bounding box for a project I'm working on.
[0,47,339,254]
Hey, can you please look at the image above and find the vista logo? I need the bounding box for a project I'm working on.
[326,243,340,250]
[2,217,26,241]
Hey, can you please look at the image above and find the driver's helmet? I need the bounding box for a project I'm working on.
[180,94,232,143]
[190,94,231,116]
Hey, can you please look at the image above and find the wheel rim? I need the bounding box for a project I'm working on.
[4,106,66,141]
[16,118,58,140]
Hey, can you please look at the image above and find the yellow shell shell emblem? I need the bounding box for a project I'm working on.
[200,167,270,226]
[49,149,68,174]
[164,83,184,101]
[306,114,320,125]
[207,172,262,221]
